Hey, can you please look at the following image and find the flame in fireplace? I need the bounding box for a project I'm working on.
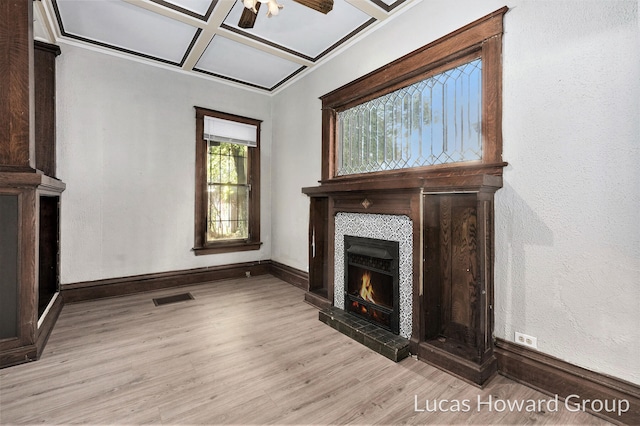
[359,271,375,303]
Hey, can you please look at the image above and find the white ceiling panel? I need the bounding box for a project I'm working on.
[45,0,417,91]
[223,0,372,59]
[55,0,199,63]
[155,0,215,17]
[196,35,303,89]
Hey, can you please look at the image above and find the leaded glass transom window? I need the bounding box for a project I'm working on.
[337,59,482,176]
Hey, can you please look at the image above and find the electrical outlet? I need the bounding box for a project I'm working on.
[515,332,537,349]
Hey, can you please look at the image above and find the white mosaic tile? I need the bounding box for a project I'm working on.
[334,213,413,338]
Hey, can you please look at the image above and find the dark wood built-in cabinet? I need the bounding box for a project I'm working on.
[420,190,498,385]
[0,1,65,368]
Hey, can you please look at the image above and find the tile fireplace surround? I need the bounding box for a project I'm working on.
[334,213,413,339]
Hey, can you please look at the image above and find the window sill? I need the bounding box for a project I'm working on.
[193,241,262,256]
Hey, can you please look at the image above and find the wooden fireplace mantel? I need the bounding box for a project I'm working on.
[302,163,505,196]
[302,165,505,386]
[303,7,508,386]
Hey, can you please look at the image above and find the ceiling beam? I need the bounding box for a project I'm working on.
[344,0,388,21]
[181,27,216,70]
[181,0,235,71]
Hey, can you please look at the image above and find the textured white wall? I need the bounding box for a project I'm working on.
[57,44,272,283]
[271,0,640,384]
[496,0,640,385]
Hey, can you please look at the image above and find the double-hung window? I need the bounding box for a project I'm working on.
[194,107,261,255]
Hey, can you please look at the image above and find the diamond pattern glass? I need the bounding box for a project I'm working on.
[337,59,482,176]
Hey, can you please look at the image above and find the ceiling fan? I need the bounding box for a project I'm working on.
[238,0,334,29]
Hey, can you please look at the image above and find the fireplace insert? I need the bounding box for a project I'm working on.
[344,235,400,334]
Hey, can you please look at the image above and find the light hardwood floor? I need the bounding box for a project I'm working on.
[0,275,610,425]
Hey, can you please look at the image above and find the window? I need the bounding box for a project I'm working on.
[194,107,261,255]
[320,7,506,180]
[337,59,482,176]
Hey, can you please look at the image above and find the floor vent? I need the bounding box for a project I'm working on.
[152,292,194,307]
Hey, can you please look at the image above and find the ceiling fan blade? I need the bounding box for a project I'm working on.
[238,2,261,29]
[293,0,333,14]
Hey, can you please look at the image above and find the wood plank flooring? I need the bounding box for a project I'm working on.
[0,275,610,425]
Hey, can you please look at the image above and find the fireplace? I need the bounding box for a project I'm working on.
[344,235,400,334]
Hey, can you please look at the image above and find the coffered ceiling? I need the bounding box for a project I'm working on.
[33,0,417,92]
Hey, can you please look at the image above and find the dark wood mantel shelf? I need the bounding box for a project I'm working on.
[302,164,506,196]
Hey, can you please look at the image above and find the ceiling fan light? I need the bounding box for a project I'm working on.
[292,0,333,14]
[243,0,258,12]
[239,1,260,27]
[266,0,283,17]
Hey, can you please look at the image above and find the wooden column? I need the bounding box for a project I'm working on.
[0,0,35,171]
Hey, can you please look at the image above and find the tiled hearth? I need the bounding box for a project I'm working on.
[316,212,413,362]
[319,307,410,362]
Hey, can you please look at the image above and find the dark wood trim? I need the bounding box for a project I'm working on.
[193,241,262,255]
[0,172,66,192]
[302,162,507,196]
[418,341,497,388]
[495,338,640,426]
[61,260,313,304]
[307,196,329,298]
[269,261,309,291]
[304,291,332,310]
[61,261,273,303]
[34,41,61,178]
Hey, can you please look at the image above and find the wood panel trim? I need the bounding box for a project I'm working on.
[1,294,63,369]
[495,338,640,425]
[61,261,312,304]
[320,7,508,108]
[303,170,505,196]
[0,0,35,170]
[61,261,273,303]
[269,261,309,291]
[318,7,507,182]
